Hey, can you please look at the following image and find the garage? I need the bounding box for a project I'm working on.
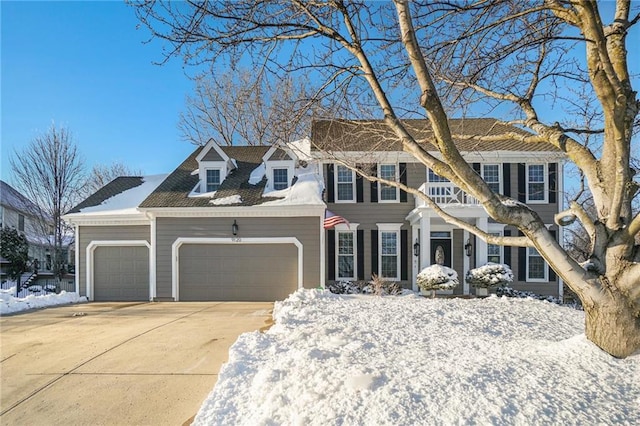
[93,246,150,301]
[178,243,298,301]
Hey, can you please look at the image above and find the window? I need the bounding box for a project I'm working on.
[482,164,500,193]
[379,164,398,202]
[206,169,221,192]
[527,164,546,202]
[527,247,547,281]
[337,231,355,279]
[18,214,25,232]
[380,231,399,279]
[273,168,289,190]
[487,232,502,264]
[428,169,450,182]
[336,165,355,202]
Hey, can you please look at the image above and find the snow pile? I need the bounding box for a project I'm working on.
[466,262,514,288]
[193,290,639,425]
[248,163,266,185]
[0,287,86,315]
[416,264,459,291]
[262,164,324,206]
[210,195,242,205]
[79,174,167,214]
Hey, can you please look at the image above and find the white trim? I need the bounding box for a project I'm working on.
[335,164,356,203]
[334,223,360,281]
[481,163,502,194]
[195,139,230,163]
[203,167,223,193]
[74,225,80,293]
[313,150,566,163]
[265,162,294,192]
[85,240,151,302]
[462,229,470,295]
[63,215,150,226]
[376,223,402,281]
[378,163,399,203]
[320,216,325,288]
[526,163,548,204]
[140,206,325,217]
[171,237,304,301]
[149,214,157,299]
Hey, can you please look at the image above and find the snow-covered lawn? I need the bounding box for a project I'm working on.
[0,286,86,315]
[194,290,639,425]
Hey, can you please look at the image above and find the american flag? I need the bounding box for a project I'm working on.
[324,210,349,229]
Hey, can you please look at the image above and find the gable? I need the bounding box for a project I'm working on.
[201,148,224,161]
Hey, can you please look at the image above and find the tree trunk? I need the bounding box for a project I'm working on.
[584,293,640,358]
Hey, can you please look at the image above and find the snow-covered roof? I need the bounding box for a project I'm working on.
[0,180,42,217]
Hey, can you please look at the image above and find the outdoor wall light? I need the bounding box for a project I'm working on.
[232,220,239,236]
[413,239,420,257]
[464,239,473,257]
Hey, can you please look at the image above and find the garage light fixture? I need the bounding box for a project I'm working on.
[413,239,420,257]
[232,220,239,236]
[465,239,473,257]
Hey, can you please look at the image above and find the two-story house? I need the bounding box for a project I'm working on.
[312,119,565,297]
[64,118,565,302]
[1,180,52,277]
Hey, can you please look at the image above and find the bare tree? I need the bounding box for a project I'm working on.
[84,161,143,196]
[10,124,85,280]
[131,1,640,357]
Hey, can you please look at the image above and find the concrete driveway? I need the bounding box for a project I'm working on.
[0,302,273,425]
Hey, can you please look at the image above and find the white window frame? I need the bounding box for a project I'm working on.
[18,213,25,232]
[205,168,222,193]
[487,231,503,264]
[526,246,548,282]
[272,168,289,190]
[335,223,359,280]
[377,223,402,281]
[265,160,295,192]
[481,164,502,194]
[335,164,356,203]
[526,163,548,204]
[378,163,399,203]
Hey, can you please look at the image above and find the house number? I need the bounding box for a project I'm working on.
[231,236,242,243]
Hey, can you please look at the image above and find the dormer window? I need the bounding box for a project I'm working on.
[206,169,221,192]
[273,168,289,190]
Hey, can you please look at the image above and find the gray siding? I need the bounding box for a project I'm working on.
[202,148,223,161]
[156,216,321,299]
[508,162,560,223]
[77,225,150,297]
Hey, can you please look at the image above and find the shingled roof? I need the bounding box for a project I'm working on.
[139,145,283,208]
[311,118,560,152]
[67,177,145,214]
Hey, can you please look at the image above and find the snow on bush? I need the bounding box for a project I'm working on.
[327,276,403,296]
[496,286,562,304]
[465,263,514,288]
[416,264,459,291]
[0,287,87,315]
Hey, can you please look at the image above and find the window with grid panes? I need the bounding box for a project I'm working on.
[336,165,354,201]
[527,164,545,201]
[337,231,355,279]
[483,164,500,193]
[379,164,397,201]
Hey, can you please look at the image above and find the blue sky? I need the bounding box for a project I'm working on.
[1,1,195,182]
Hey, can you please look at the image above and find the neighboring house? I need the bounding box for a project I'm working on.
[0,180,66,278]
[311,119,564,297]
[64,118,565,302]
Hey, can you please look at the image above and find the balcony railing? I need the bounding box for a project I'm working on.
[416,183,479,207]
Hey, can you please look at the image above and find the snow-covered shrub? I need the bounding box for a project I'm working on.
[363,274,402,296]
[496,286,562,304]
[327,280,361,294]
[466,263,514,288]
[417,264,459,291]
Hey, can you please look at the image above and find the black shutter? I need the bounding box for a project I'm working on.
[548,230,557,282]
[357,230,365,280]
[549,163,557,204]
[370,165,378,203]
[356,164,364,203]
[518,231,526,281]
[472,163,481,174]
[326,164,335,203]
[401,229,408,281]
[327,230,335,281]
[503,229,512,268]
[518,164,526,202]
[399,163,408,202]
[371,230,378,277]
[503,163,511,197]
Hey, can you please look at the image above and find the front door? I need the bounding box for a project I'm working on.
[430,239,452,267]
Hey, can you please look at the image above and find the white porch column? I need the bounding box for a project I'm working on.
[476,217,488,267]
[463,228,470,295]
[411,225,420,291]
[419,212,431,288]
